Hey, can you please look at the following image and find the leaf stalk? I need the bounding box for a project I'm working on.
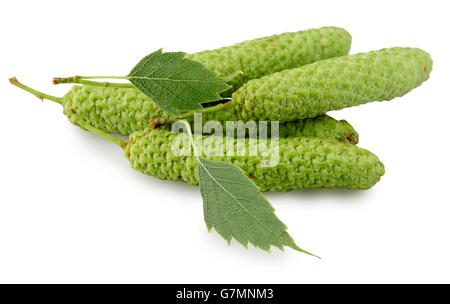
[150,102,230,128]
[53,76,134,88]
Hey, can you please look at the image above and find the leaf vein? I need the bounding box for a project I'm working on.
[198,159,283,238]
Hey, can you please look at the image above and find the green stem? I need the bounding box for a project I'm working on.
[190,101,230,117]
[68,75,128,80]
[178,119,198,156]
[9,77,63,104]
[53,76,134,88]
[52,75,134,88]
[151,102,230,128]
[74,117,127,148]
[222,70,244,82]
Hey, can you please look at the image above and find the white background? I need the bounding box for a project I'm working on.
[0,0,448,284]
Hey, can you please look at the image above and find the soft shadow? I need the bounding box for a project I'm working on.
[199,228,313,262]
[125,168,199,196]
[264,187,373,206]
[72,126,199,199]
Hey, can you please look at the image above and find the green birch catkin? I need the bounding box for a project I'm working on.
[185,26,351,93]
[52,26,351,94]
[66,119,384,191]
[212,47,432,121]
[11,26,352,137]
[9,80,359,144]
[162,114,359,144]
[124,128,383,192]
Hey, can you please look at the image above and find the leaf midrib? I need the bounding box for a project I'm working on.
[197,157,283,238]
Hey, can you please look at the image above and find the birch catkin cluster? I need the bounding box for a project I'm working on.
[11,27,433,192]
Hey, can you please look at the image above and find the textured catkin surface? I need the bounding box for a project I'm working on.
[62,85,165,135]
[125,128,384,192]
[59,27,352,135]
[228,47,433,121]
[280,115,359,143]
[61,86,359,144]
[166,114,359,144]
[186,26,352,94]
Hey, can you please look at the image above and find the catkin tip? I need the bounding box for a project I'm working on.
[346,134,358,144]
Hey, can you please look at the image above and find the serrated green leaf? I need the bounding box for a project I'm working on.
[128,49,230,115]
[197,157,316,256]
